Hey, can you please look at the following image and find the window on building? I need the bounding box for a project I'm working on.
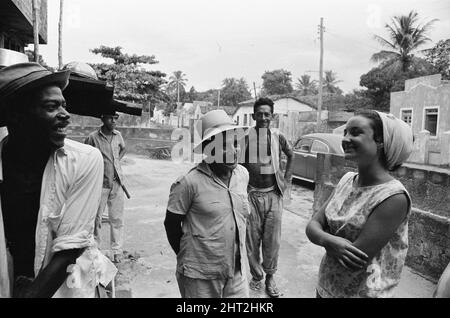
[244,114,248,126]
[400,109,412,125]
[236,116,240,125]
[424,107,439,136]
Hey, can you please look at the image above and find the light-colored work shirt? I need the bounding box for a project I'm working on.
[167,162,250,280]
[85,129,125,189]
[317,172,411,298]
[0,136,117,298]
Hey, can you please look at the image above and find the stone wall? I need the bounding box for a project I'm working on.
[67,125,177,157]
[407,130,450,167]
[69,112,154,128]
[314,153,450,281]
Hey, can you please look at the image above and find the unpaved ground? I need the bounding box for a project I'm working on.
[99,154,436,298]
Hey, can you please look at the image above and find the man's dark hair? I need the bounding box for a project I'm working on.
[253,97,274,114]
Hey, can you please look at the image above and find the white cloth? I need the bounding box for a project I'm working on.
[0,136,117,298]
[375,111,413,170]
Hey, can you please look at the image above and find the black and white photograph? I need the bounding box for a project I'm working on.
[0,0,449,302]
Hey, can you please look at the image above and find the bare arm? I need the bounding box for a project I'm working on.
[18,249,83,298]
[164,210,185,254]
[279,134,294,180]
[306,192,368,270]
[119,144,126,160]
[283,145,293,181]
[353,193,409,259]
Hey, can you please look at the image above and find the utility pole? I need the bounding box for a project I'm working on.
[58,0,64,70]
[32,0,39,62]
[317,17,324,131]
[253,82,257,99]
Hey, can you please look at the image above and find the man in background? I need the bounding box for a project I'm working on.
[85,111,126,263]
[242,97,293,298]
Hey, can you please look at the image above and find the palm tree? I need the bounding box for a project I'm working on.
[295,75,317,95]
[371,10,438,73]
[168,71,187,103]
[323,70,342,94]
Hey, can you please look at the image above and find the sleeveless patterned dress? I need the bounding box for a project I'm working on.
[317,172,411,298]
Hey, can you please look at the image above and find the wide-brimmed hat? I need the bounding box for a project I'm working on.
[0,62,70,102]
[0,62,70,126]
[193,109,246,154]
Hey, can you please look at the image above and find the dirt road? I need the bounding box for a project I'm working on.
[99,154,436,298]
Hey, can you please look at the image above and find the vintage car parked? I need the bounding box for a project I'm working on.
[292,133,344,182]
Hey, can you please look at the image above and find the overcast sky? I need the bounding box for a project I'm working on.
[38,0,450,94]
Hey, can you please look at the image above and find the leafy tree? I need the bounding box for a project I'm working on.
[165,81,187,103]
[322,70,343,95]
[424,39,450,80]
[90,46,168,106]
[295,75,317,95]
[195,89,220,106]
[220,78,252,106]
[360,59,434,111]
[341,90,374,112]
[168,71,188,103]
[360,11,438,111]
[187,86,198,102]
[371,10,437,73]
[261,69,293,95]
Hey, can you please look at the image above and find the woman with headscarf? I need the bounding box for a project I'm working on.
[306,110,414,298]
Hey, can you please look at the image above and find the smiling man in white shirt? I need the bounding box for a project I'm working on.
[0,62,116,298]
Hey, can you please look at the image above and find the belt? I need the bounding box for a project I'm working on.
[248,185,276,193]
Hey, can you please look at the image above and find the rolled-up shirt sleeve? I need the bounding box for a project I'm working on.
[51,148,104,252]
[167,177,192,216]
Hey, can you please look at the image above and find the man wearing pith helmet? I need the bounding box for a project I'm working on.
[164,109,250,298]
[0,63,116,298]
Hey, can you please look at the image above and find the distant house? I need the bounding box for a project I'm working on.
[390,74,450,166]
[175,101,216,127]
[233,96,316,126]
[152,104,167,125]
[0,0,48,53]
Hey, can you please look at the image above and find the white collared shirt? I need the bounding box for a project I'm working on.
[0,135,117,298]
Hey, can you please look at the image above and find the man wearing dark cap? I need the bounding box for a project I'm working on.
[0,63,116,298]
[85,110,126,263]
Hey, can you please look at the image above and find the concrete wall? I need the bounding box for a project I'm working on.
[69,112,156,128]
[67,125,176,157]
[407,130,450,167]
[314,153,450,280]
